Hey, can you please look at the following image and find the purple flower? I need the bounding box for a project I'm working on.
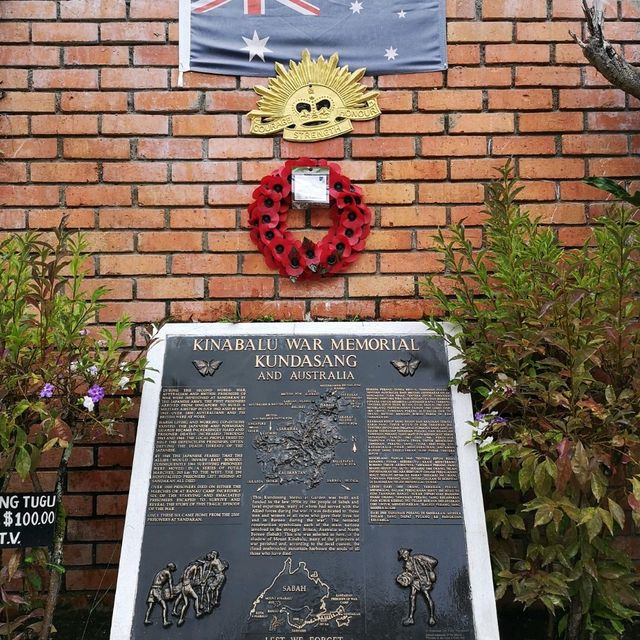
[474,412,486,421]
[88,365,98,377]
[492,416,509,425]
[39,383,55,399]
[87,384,105,404]
[79,329,88,336]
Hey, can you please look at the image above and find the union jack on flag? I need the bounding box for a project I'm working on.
[180,0,447,76]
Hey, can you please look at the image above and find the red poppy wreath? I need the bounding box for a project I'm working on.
[248,158,371,281]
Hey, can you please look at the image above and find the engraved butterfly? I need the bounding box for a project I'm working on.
[192,359,222,376]
[390,357,420,377]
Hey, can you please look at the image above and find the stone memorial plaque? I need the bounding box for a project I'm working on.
[112,322,498,640]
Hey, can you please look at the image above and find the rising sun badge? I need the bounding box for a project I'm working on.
[247,49,381,142]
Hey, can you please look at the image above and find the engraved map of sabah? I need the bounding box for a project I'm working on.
[249,558,359,632]
[253,391,349,488]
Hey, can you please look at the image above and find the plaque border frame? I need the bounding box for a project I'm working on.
[110,321,499,639]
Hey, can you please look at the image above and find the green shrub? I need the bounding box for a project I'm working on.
[0,224,156,640]
[423,164,640,639]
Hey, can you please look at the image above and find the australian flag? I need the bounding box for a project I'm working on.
[180,0,447,76]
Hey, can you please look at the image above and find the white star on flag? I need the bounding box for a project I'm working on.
[350,1,363,13]
[384,46,398,60]
[397,9,406,17]
[241,30,272,61]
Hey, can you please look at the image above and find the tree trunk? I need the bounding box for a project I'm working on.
[570,0,640,100]
[38,444,72,640]
[566,596,584,640]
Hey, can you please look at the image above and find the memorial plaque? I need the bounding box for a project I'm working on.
[112,323,498,640]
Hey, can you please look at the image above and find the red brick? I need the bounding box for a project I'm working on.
[558,227,593,247]
[172,254,237,274]
[66,518,124,542]
[380,206,446,227]
[1,92,56,113]
[363,183,415,205]
[138,184,204,206]
[382,160,447,180]
[562,134,628,155]
[448,44,481,65]
[378,73,444,89]
[0,69,28,89]
[515,66,581,86]
[32,22,98,42]
[1,2,56,19]
[0,186,59,206]
[240,301,306,321]
[379,114,444,134]
[169,209,236,229]
[589,158,640,177]
[209,276,275,298]
[31,162,98,183]
[0,45,59,66]
[421,135,487,156]
[484,0,546,17]
[278,138,344,159]
[419,89,482,111]
[102,114,169,135]
[0,163,26,183]
[61,0,126,19]
[349,275,415,297]
[133,44,178,66]
[516,181,556,201]
[66,185,131,207]
[555,43,586,64]
[0,23,29,41]
[64,138,130,159]
[381,252,442,273]
[588,112,640,131]
[553,0,615,17]
[28,209,94,229]
[103,162,167,183]
[0,211,26,229]
[138,231,203,252]
[352,137,415,158]
[139,138,203,159]
[82,277,133,299]
[0,138,58,159]
[100,254,166,275]
[206,91,263,112]
[0,116,28,136]
[97,495,129,515]
[84,231,133,252]
[135,91,200,112]
[101,68,167,89]
[129,0,178,19]
[175,71,236,89]
[207,137,271,159]
[32,115,98,135]
[208,232,255,252]
[99,301,165,322]
[64,544,94,566]
[517,22,580,41]
[534,203,586,224]
[449,112,514,133]
[99,208,164,229]
[138,277,204,299]
[418,228,483,249]
[447,67,512,87]
[560,181,612,201]
[207,185,255,205]
[100,22,166,42]
[170,300,236,321]
[520,112,584,132]
[488,89,552,110]
[172,162,237,183]
[448,22,512,42]
[380,299,437,320]
[61,92,128,113]
[173,115,238,137]
[520,158,585,179]
[492,135,556,155]
[447,0,476,18]
[451,158,513,179]
[32,69,98,89]
[278,278,344,298]
[559,89,626,109]
[378,91,414,112]
[309,300,375,320]
[418,182,484,203]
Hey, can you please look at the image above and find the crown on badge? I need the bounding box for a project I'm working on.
[247,50,380,142]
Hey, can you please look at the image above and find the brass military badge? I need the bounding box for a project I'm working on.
[247,50,380,142]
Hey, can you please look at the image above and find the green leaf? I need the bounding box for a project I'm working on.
[15,447,31,479]
[585,511,603,542]
[608,498,625,531]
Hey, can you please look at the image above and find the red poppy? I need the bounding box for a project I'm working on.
[284,246,305,280]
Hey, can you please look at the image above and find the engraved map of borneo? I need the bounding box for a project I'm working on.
[253,391,349,488]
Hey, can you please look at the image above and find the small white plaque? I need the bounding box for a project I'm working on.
[292,167,329,205]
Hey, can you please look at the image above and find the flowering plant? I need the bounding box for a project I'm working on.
[248,158,371,281]
[423,163,640,640]
[0,223,156,639]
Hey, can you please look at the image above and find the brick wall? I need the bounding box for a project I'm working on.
[1,0,639,600]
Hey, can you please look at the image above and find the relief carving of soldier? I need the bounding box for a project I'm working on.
[144,562,177,628]
[396,548,438,628]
